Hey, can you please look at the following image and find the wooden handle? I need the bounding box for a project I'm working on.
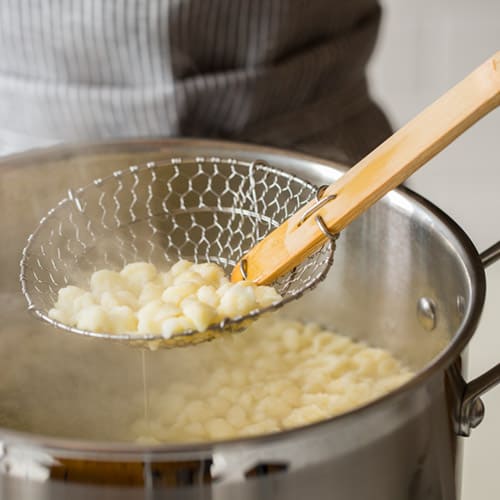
[232,52,500,284]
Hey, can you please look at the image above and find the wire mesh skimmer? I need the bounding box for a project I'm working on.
[20,157,336,349]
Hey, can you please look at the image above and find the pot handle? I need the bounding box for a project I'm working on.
[458,241,500,436]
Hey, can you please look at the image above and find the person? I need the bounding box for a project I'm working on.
[0,0,391,164]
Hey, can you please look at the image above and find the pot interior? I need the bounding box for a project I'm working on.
[0,139,482,443]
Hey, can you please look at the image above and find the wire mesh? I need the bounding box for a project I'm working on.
[20,157,335,348]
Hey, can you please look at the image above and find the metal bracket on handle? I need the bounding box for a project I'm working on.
[297,185,339,242]
[315,215,339,242]
[239,258,248,280]
[457,241,500,436]
[298,185,337,227]
[239,185,338,282]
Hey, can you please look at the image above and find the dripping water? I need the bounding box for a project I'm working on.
[141,349,151,434]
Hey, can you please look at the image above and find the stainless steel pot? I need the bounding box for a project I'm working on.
[0,138,499,500]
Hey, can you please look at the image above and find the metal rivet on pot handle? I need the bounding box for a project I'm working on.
[458,241,500,437]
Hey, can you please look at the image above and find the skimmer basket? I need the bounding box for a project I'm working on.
[20,157,335,348]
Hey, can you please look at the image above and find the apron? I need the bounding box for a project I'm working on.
[0,0,391,163]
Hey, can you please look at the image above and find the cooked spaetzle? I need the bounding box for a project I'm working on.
[48,260,282,337]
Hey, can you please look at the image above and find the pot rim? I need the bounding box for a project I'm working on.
[0,137,487,458]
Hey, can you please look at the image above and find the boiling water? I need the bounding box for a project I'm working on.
[0,294,420,443]
[0,294,175,441]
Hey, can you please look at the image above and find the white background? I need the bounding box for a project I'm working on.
[369,1,499,497]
